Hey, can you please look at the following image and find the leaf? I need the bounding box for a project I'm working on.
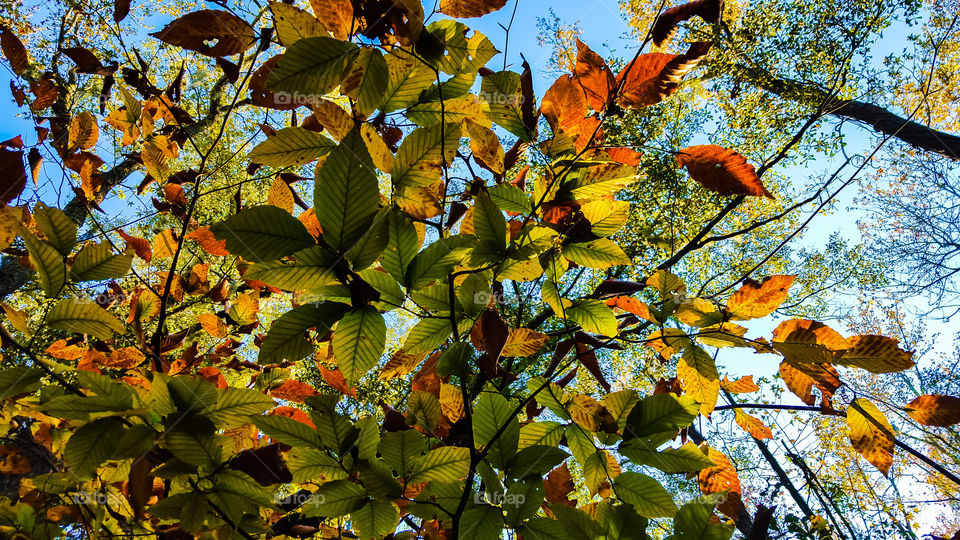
[352,500,399,539]
[71,242,133,281]
[0,25,29,75]
[392,123,461,190]
[407,390,441,433]
[253,415,321,448]
[677,144,773,198]
[259,302,348,363]
[65,417,126,478]
[270,2,327,46]
[544,463,576,506]
[315,128,381,253]
[837,335,915,373]
[562,238,631,269]
[725,275,795,320]
[905,394,960,427]
[566,299,619,337]
[309,0,353,40]
[341,47,389,117]
[626,393,699,438]
[114,0,131,22]
[473,391,519,468]
[207,387,276,428]
[613,471,678,518]
[500,328,548,357]
[333,307,387,386]
[778,361,842,408]
[720,375,759,394]
[68,112,99,150]
[616,41,711,109]
[734,409,773,440]
[697,446,743,520]
[382,52,436,113]
[541,74,588,140]
[410,446,469,484]
[678,346,720,415]
[675,298,722,327]
[439,0,508,18]
[673,501,734,540]
[0,148,27,205]
[249,127,336,167]
[465,119,505,175]
[211,205,316,261]
[33,204,77,256]
[847,398,895,474]
[651,0,724,47]
[619,440,714,473]
[151,10,255,57]
[771,319,848,365]
[480,71,531,141]
[266,36,357,96]
[302,480,366,517]
[573,39,616,112]
[47,299,125,340]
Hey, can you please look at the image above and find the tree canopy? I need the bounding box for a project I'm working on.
[0,0,958,539]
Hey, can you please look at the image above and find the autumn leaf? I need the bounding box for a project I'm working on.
[543,463,576,506]
[847,398,895,475]
[697,445,743,520]
[309,0,354,40]
[198,313,227,338]
[439,0,508,18]
[270,380,318,403]
[734,409,773,440]
[676,144,772,198]
[185,226,230,257]
[616,41,711,109]
[651,0,724,48]
[837,335,915,374]
[151,10,256,57]
[118,229,151,261]
[500,328,549,357]
[720,375,759,394]
[904,394,960,427]
[0,148,27,204]
[573,39,616,112]
[103,347,146,369]
[0,25,28,75]
[726,275,795,320]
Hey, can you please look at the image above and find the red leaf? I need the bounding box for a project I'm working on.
[573,39,616,112]
[118,229,152,261]
[676,144,773,198]
[616,41,711,109]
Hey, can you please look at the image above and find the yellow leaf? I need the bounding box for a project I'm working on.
[439,383,464,421]
[500,328,548,357]
[677,346,719,415]
[267,176,295,213]
[228,291,260,325]
[464,118,504,174]
[734,409,772,439]
[720,375,759,394]
[726,275,795,320]
[68,111,99,150]
[847,398,894,475]
[198,313,227,338]
[151,229,177,259]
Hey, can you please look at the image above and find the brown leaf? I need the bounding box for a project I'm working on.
[0,26,28,76]
[198,366,228,389]
[61,47,110,75]
[198,313,227,338]
[543,463,576,506]
[29,77,58,111]
[574,340,611,393]
[320,363,357,397]
[269,405,315,428]
[151,10,256,58]
[0,446,32,474]
[115,0,132,23]
[228,444,292,486]
[616,41,711,108]
[651,0,724,48]
[847,398,894,475]
[270,380,318,403]
[439,0,508,18]
[309,0,354,40]
[726,275,794,320]
[118,229,152,261]
[104,346,146,369]
[838,335,915,374]
[0,148,26,204]
[677,144,772,198]
[573,39,616,112]
[905,394,960,427]
[734,409,773,440]
[27,147,41,185]
[162,184,189,206]
[249,56,298,111]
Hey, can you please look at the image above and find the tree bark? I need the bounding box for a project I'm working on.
[731,63,960,160]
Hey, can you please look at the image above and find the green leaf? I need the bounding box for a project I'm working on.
[243,254,340,292]
[673,501,735,539]
[342,47,389,117]
[70,242,133,281]
[346,209,390,270]
[403,316,454,355]
[562,238,631,269]
[473,192,507,249]
[381,209,421,285]
[357,268,405,309]
[33,204,76,256]
[480,71,529,141]
[406,390,441,433]
[392,123,461,189]
[249,126,337,167]
[164,425,224,468]
[259,302,348,363]
[352,500,399,539]
[253,415,321,448]
[613,471,678,518]
[460,504,505,540]
[265,36,358,97]
[506,445,568,479]
[503,478,545,527]
[380,429,428,478]
[213,469,274,507]
[473,391,519,469]
[566,299,619,336]
[287,447,349,483]
[410,446,469,484]
[0,367,43,400]
[64,417,126,478]
[625,394,699,439]
[619,440,714,473]
[301,480,366,518]
[47,299,125,340]
[518,421,565,449]
[382,52,435,113]
[210,205,316,261]
[406,235,475,288]
[21,228,66,297]
[333,306,387,386]
[488,183,532,214]
[315,128,381,253]
[269,2,327,46]
[205,387,276,428]
[581,199,629,237]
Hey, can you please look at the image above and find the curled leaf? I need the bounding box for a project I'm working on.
[676,144,772,198]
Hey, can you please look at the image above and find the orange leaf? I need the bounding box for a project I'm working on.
[269,406,315,428]
[118,229,152,261]
[198,313,227,338]
[698,446,744,520]
[734,409,773,440]
[905,394,960,427]
[616,41,711,108]
[726,275,795,320]
[778,360,842,409]
[309,0,353,39]
[185,226,229,257]
[270,380,318,403]
[605,296,657,323]
[720,375,759,394]
[198,366,228,389]
[847,398,894,475]
[541,74,587,137]
[604,147,643,166]
[573,39,616,112]
[838,335,915,374]
[501,328,549,357]
[46,339,86,361]
[676,144,773,198]
[439,0,508,18]
[104,347,146,369]
[380,349,426,379]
